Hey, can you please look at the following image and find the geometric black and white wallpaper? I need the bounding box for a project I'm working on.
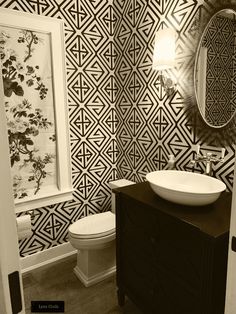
[0,0,235,257]
[203,15,236,126]
[1,0,116,257]
[114,0,235,188]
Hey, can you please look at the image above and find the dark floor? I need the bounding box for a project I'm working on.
[22,255,142,314]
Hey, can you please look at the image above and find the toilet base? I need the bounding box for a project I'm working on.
[73,264,116,287]
[73,241,116,287]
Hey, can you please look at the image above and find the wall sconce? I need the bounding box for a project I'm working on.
[153,28,177,96]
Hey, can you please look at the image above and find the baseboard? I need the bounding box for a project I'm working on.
[20,242,77,274]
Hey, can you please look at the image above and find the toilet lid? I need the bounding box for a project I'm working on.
[69,211,115,239]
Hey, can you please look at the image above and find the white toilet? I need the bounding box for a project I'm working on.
[68,179,135,287]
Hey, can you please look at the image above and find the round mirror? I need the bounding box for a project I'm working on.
[194,9,236,128]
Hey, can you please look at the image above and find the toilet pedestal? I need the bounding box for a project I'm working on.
[73,240,116,287]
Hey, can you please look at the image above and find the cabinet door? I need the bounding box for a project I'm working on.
[152,211,203,314]
[117,194,203,314]
[116,195,160,312]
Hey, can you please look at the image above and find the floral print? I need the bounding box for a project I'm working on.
[1,27,56,200]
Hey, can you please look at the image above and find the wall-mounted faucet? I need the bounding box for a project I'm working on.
[191,145,225,176]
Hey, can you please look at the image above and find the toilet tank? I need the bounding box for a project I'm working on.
[109,179,135,213]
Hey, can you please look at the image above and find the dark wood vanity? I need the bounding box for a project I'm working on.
[115,182,231,314]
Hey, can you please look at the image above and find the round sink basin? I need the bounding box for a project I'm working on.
[146,170,226,206]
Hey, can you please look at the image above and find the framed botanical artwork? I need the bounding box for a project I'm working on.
[0,8,73,213]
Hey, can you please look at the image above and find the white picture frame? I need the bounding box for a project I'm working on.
[0,8,73,213]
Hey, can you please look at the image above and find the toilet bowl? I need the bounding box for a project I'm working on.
[68,179,135,287]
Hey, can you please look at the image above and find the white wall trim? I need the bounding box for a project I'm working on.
[20,242,76,274]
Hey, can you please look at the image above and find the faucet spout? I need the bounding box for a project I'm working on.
[205,159,212,176]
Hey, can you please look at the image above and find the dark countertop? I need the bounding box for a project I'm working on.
[115,181,232,238]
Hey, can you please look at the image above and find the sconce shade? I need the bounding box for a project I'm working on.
[153,28,176,70]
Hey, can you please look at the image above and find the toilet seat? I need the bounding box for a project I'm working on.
[69,211,115,240]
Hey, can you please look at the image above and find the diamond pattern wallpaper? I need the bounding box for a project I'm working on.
[0,0,235,257]
[0,0,116,257]
[203,14,236,126]
[114,0,235,189]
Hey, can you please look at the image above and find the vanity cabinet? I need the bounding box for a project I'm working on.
[115,182,231,314]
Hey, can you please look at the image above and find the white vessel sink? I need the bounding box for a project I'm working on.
[146,170,226,206]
